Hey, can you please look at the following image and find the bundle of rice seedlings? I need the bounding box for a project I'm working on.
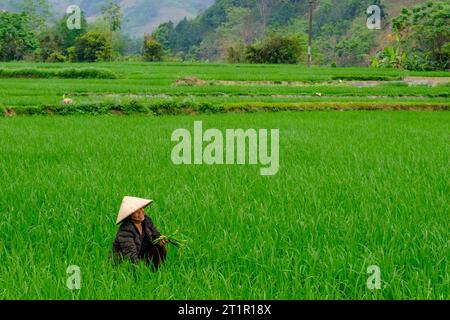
[152,230,187,248]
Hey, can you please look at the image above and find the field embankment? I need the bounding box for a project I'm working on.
[0,62,448,116]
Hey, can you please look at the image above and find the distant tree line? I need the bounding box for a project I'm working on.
[0,0,448,69]
[149,0,448,70]
[0,0,142,62]
[151,0,386,65]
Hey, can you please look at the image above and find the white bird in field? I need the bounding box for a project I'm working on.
[314,92,323,97]
[62,94,74,105]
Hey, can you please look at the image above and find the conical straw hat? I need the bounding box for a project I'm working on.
[116,196,153,224]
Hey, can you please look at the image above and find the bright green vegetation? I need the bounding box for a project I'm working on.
[0,62,449,115]
[0,111,448,299]
[0,1,448,71]
[152,0,449,70]
[0,67,118,79]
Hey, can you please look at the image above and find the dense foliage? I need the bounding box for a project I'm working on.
[69,31,112,62]
[0,0,448,69]
[154,0,387,65]
[393,2,449,70]
[0,12,37,61]
[371,2,449,71]
[142,35,164,62]
[244,35,303,64]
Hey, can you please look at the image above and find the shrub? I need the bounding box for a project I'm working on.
[198,102,224,113]
[46,52,66,63]
[227,43,246,64]
[142,34,164,62]
[67,46,76,62]
[245,35,303,64]
[123,100,149,114]
[36,29,63,62]
[72,31,112,62]
[245,44,264,64]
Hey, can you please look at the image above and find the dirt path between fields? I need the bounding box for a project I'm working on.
[403,77,450,86]
[173,76,450,87]
[68,93,444,99]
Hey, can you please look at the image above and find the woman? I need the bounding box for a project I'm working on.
[112,196,168,271]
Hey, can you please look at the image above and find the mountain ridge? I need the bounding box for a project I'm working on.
[0,0,214,36]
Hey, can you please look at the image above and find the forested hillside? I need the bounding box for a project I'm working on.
[152,0,429,65]
[0,0,447,68]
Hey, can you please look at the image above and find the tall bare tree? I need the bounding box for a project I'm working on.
[255,0,290,29]
[101,0,123,49]
[16,0,53,31]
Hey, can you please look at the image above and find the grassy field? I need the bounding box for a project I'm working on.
[0,62,449,114]
[0,111,448,299]
[0,62,448,299]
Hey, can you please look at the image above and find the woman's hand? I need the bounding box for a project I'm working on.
[159,239,169,247]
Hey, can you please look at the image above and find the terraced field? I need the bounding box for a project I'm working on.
[0,62,448,115]
[0,62,448,300]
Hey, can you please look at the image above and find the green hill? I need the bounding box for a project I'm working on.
[0,0,437,65]
[156,0,430,65]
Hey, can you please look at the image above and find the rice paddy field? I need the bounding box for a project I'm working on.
[0,62,449,114]
[0,62,449,300]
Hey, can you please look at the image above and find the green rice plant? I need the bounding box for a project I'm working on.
[0,67,118,79]
[0,112,448,299]
[55,68,118,79]
[0,68,51,78]
[2,98,448,117]
[152,231,188,248]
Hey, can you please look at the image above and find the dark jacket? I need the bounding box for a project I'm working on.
[112,215,166,270]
